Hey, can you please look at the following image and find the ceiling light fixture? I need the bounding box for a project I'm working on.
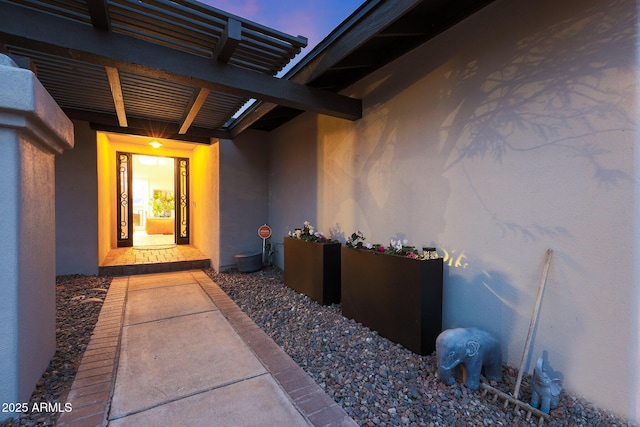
[149,141,162,149]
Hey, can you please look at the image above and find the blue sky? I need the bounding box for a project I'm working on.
[201,0,365,64]
[200,0,364,119]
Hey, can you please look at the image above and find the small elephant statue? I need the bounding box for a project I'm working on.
[530,356,562,414]
[436,327,502,390]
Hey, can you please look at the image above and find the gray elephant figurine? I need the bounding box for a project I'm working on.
[530,356,562,414]
[436,327,502,390]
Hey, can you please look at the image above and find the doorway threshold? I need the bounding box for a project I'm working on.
[99,245,210,276]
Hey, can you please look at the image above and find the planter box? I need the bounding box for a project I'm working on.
[284,237,341,305]
[341,247,443,355]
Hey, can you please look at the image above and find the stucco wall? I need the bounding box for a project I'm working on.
[269,0,637,420]
[0,134,55,417]
[218,131,269,270]
[18,136,57,400]
[192,141,220,270]
[268,116,320,264]
[0,55,73,420]
[96,132,112,264]
[0,129,21,413]
[56,121,98,275]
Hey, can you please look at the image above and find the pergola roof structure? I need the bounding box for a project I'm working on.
[0,0,495,143]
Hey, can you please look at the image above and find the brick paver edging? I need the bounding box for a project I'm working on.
[192,271,358,427]
[57,277,128,427]
[57,271,356,427]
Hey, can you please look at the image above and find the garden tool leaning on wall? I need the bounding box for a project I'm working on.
[479,249,553,427]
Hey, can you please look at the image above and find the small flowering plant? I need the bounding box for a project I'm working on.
[288,221,338,244]
[346,231,432,260]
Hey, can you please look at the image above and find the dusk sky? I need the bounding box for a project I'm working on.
[201,0,365,71]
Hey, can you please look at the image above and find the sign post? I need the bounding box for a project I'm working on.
[258,224,272,265]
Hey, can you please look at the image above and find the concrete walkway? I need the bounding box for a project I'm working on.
[57,271,357,427]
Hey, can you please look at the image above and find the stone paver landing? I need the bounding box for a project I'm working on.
[98,246,210,276]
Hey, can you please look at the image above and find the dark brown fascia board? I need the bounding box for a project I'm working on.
[283,0,422,85]
[64,108,229,142]
[228,0,421,137]
[89,123,212,144]
[0,3,361,121]
[228,100,278,138]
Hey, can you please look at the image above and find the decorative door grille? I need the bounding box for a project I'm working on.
[116,152,133,247]
[176,157,189,244]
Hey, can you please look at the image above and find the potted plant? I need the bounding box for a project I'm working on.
[341,231,443,355]
[150,190,175,217]
[146,191,176,235]
[284,221,341,305]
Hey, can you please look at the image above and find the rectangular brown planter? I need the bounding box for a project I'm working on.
[341,247,443,355]
[284,237,341,305]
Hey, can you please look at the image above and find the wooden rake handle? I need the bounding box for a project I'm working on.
[513,248,553,401]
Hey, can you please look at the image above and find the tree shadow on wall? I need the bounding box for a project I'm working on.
[436,0,635,238]
[355,0,634,242]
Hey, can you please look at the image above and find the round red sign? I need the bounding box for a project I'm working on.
[258,225,272,239]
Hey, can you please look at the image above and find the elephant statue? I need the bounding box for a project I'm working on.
[530,356,562,414]
[436,327,502,390]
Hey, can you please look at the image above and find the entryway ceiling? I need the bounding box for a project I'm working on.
[0,0,495,143]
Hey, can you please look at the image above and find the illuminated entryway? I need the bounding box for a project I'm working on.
[133,154,175,246]
[96,131,217,273]
[117,152,189,247]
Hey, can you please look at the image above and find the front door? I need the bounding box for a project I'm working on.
[175,157,189,245]
[116,152,133,247]
[116,152,190,247]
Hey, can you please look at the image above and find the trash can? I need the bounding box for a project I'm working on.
[234,252,263,273]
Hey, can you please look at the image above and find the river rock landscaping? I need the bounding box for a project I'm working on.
[204,267,631,427]
[1,269,633,426]
[1,275,111,427]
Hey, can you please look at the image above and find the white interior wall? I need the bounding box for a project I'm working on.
[133,155,175,219]
[268,0,637,420]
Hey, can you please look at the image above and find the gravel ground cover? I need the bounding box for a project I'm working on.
[2,269,631,427]
[204,267,632,427]
[1,275,111,427]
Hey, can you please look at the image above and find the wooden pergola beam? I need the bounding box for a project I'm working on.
[105,66,128,127]
[179,88,210,134]
[213,18,241,64]
[86,0,111,30]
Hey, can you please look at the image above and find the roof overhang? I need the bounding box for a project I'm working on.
[231,0,497,136]
[0,0,361,142]
[0,0,496,141]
